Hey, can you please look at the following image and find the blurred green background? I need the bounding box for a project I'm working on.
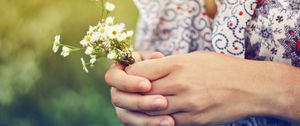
[0,0,138,125]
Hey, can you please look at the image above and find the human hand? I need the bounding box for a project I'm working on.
[105,51,176,126]
[105,51,165,92]
[121,52,287,125]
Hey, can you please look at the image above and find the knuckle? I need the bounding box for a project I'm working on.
[173,115,187,126]
[125,64,136,75]
[172,61,184,69]
[125,62,144,76]
[111,89,120,106]
[177,83,187,91]
[132,52,142,62]
[115,108,122,118]
[174,79,189,92]
[186,97,199,109]
[104,70,112,84]
[115,109,123,120]
[170,58,187,69]
[111,95,120,107]
[137,100,146,110]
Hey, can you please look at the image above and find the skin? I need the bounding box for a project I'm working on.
[105,52,300,126]
[204,0,217,18]
[106,52,175,126]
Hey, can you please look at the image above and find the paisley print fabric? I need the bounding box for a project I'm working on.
[133,0,300,125]
[246,0,300,67]
[212,0,258,57]
[134,0,214,55]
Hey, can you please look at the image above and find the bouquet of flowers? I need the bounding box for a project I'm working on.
[52,1,135,73]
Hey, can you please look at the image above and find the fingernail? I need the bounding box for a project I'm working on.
[153,98,165,108]
[160,120,170,126]
[138,81,150,91]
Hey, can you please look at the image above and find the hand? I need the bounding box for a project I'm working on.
[105,52,176,126]
[123,52,288,125]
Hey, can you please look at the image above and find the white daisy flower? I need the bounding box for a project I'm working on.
[117,32,127,42]
[106,28,118,39]
[80,35,91,46]
[117,23,126,30]
[90,55,97,64]
[52,35,61,53]
[105,17,115,26]
[97,22,102,27]
[99,26,107,34]
[81,58,89,73]
[85,46,94,55]
[126,30,134,38]
[91,32,100,42]
[106,23,125,39]
[107,51,117,60]
[87,25,94,35]
[61,46,71,57]
[105,2,115,12]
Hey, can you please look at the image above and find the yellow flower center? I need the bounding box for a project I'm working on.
[85,36,91,41]
[100,28,106,33]
[108,23,113,26]
[112,31,117,35]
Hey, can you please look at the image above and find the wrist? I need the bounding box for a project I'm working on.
[255,61,300,122]
[239,61,292,118]
[276,63,300,123]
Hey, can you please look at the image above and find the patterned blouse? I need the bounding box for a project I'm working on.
[133,0,300,126]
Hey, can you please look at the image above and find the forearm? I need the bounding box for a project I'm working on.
[255,61,300,124]
[275,62,300,124]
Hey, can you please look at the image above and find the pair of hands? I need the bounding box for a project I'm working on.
[105,52,286,126]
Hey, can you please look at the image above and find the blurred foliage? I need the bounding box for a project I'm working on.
[0,0,138,125]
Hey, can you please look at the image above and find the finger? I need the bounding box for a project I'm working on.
[133,51,165,62]
[125,57,175,81]
[172,112,195,126]
[172,112,211,126]
[115,107,175,126]
[146,73,185,95]
[144,96,188,116]
[105,64,151,92]
[132,52,142,62]
[144,52,165,60]
[111,88,168,111]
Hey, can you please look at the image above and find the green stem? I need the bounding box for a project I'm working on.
[71,48,84,52]
[100,0,105,19]
[105,11,110,19]
[58,44,82,50]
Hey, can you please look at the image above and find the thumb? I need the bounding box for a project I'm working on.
[133,52,165,62]
[125,56,173,81]
[146,52,165,60]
